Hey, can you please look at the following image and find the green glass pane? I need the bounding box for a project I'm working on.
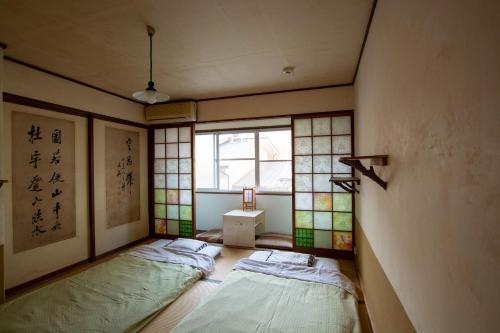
[154,204,166,219]
[333,193,352,211]
[314,230,333,249]
[313,193,332,211]
[154,189,166,203]
[295,228,313,247]
[180,205,192,221]
[294,119,311,137]
[155,219,166,234]
[167,189,179,204]
[295,211,313,229]
[167,220,179,235]
[314,212,332,230]
[333,212,352,231]
[333,231,353,250]
[180,220,193,237]
[167,205,179,219]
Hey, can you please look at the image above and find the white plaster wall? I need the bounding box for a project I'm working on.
[355,0,500,332]
[93,120,149,256]
[196,193,292,235]
[4,59,145,123]
[2,103,89,289]
[197,85,353,122]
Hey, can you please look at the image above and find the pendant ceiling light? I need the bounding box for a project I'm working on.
[133,25,169,104]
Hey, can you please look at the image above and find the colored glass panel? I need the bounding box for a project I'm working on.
[313,193,332,211]
[155,144,165,158]
[155,219,166,234]
[180,190,192,205]
[154,174,165,188]
[154,129,165,143]
[294,119,311,137]
[179,174,192,189]
[295,192,312,210]
[154,159,166,173]
[179,127,191,142]
[179,220,193,237]
[313,136,331,154]
[313,174,332,192]
[332,136,351,154]
[332,116,351,135]
[166,128,178,143]
[179,159,192,173]
[166,189,178,204]
[333,232,353,250]
[294,137,312,155]
[167,220,179,235]
[155,204,166,219]
[314,230,333,249]
[154,189,166,203]
[295,211,313,229]
[166,159,179,173]
[179,143,191,158]
[313,155,331,173]
[167,205,179,219]
[314,212,333,230]
[312,117,331,135]
[333,212,352,231]
[166,143,178,158]
[294,156,312,173]
[167,174,178,189]
[295,174,312,192]
[333,193,352,211]
[295,228,313,247]
[180,205,192,221]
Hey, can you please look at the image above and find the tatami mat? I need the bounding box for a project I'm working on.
[141,280,220,333]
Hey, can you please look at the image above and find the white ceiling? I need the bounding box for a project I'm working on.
[0,0,374,102]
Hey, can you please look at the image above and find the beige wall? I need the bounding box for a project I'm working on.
[93,120,149,256]
[2,103,89,289]
[355,0,500,332]
[197,85,353,122]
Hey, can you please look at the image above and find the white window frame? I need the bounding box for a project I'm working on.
[195,127,292,194]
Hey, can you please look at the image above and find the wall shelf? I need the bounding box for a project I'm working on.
[0,180,7,189]
[329,177,360,194]
[339,155,389,190]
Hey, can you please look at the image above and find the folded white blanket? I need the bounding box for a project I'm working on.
[168,238,207,252]
[234,258,357,298]
[125,245,214,276]
[267,250,315,266]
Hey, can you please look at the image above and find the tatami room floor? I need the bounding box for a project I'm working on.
[6,240,373,333]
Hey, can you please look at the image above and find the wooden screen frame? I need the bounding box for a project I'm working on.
[292,110,355,260]
[149,123,196,239]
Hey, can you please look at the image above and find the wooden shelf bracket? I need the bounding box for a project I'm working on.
[0,179,8,189]
[339,155,389,190]
[329,177,360,194]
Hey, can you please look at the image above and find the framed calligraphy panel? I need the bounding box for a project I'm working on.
[105,127,140,228]
[11,111,76,253]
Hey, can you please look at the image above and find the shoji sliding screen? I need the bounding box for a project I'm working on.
[292,112,354,257]
[152,125,195,238]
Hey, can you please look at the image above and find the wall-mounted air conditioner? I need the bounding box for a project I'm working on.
[145,101,197,124]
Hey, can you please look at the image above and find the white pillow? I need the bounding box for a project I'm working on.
[198,245,222,258]
[168,238,207,252]
[248,251,272,262]
[315,257,340,271]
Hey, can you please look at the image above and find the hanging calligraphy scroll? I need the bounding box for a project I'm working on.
[11,111,76,253]
[105,127,140,228]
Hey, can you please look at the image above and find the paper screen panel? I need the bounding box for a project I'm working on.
[332,116,351,135]
[295,211,313,229]
[294,156,312,173]
[295,174,312,192]
[312,117,331,135]
[333,232,353,250]
[153,125,194,237]
[314,230,333,249]
[294,119,311,137]
[314,212,332,230]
